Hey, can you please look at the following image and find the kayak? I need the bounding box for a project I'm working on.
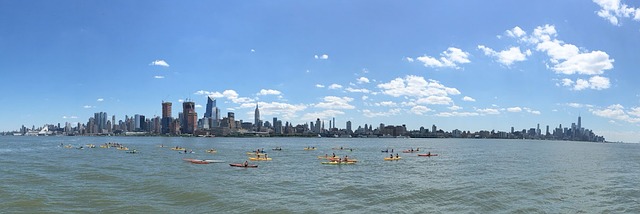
[171,147,185,151]
[201,159,224,163]
[126,150,139,154]
[179,151,195,154]
[186,159,224,164]
[418,154,438,157]
[190,160,210,164]
[317,156,334,159]
[117,147,129,151]
[332,147,350,150]
[384,157,402,161]
[272,148,282,151]
[246,152,267,155]
[248,157,272,161]
[64,145,73,149]
[328,158,357,162]
[229,163,258,168]
[206,149,217,153]
[381,150,389,153]
[321,161,355,165]
[402,150,419,153]
[303,148,317,150]
[99,145,109,148]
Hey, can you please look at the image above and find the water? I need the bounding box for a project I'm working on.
[1,136,639,213]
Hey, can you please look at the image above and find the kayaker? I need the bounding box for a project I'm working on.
[417,148,420,151]
[396,153,399,158]
[344,156,348,162]
[332,153,336,158]
[243,161,249,167]
[264,154,268,159]
[390,154,393,158]
[391,149,394,153]
[427,152,431,156]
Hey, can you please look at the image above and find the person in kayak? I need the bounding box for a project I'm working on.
[343,156,348,162]
[332,153,336,158]
[264,154,269,159]
[396,153,399,158]
[427,151,431,156]
[390,154,394,159]
[244,161,249,167]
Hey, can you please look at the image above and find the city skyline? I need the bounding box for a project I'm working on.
[1,1,639,142]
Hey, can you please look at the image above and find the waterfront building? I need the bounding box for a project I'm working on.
[254,104,261,131]
[182,100,197,134]
[161,101,172,134]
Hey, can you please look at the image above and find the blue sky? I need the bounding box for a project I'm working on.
[1,0,639,142]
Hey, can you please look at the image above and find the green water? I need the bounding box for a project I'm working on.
[1,136,638,213]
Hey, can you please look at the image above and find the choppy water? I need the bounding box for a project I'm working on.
[1,136,639,213]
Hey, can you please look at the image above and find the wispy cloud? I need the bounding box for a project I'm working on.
[477,45,532,66]
[154,75,165,79]
[97,98,104,102]
[593,0,640,26]
[257,89,282,96]
[149,59,170,67]
[356,77,370,84]
[314,54,329,60]
[413,47,471,69]
[462,96,476,102]
[328,84,343,90]
[315,96,355,109]
[83,105,94,109]
[315,84,325,88]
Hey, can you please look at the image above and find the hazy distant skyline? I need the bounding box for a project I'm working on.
[1,1,639,142]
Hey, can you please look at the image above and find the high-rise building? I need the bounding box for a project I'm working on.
[577,115,582,131]
[161,101,173,134]
[346,121,352,133]
[182,100,197,134]
[204,97,215,118]
[254,104,260,131]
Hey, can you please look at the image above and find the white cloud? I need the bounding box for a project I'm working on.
[416,96,453,105]
[591,104,640,123]
[561,78,574,86]
[315,84,325,88]
[314,96,355,109]
[239,101,307,120]
[302,110,345,121]
[375,101,397,107]
[357,77,370,84]
[154,75,165,79]
[195,104,203,108]
[97,98,104,102]
[462,96,476,102]
[506,26,527,38]
[448,105,463,111]
[345,87,370,93]
[434,112,480,117]
[410,106,433,115]
[251,49,256,53]
[593,0,640,26]
[476,108,500,115]
[415,47,471,69]
[405,57,415,62]
[377,75,461,98]
[62,116,78,119]
[83,105,94,109]
[362,108,401,118]
[257,89,282,96]
[361,95,369,101]
[629,107,640,117]
[478,45,532,66]
[194,89,254,103]
[178,99,184,103]
[149,60,170,67]
[507,107,523,112]
[328,84,343,89]
[314,54,329,60]
[562,76,611,91]
[527,25,614,76]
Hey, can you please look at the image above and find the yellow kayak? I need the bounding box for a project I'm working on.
[248,157,272,161]
[206,149,217,153]
[321,161,355,165]
[304,148,317,150]
[171,147,185,151]
[99,145,109,148]
[63,145,73,149]
[117,147,129,151]
[384,157,402,161]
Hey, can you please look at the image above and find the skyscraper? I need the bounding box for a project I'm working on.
[577,115,582,130]
[254,103,260,131]
[346,121,352,133]
[182,100,197,134]
[161,101,172,134]
[204,96,215,118]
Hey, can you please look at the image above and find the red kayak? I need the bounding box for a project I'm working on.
[402,150,419,153]
[190,160,210,164]
[418,153,438,157]
[229,163,258,168]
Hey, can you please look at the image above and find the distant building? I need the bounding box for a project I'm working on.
[182,100,197,134]
[161,101,172,134]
